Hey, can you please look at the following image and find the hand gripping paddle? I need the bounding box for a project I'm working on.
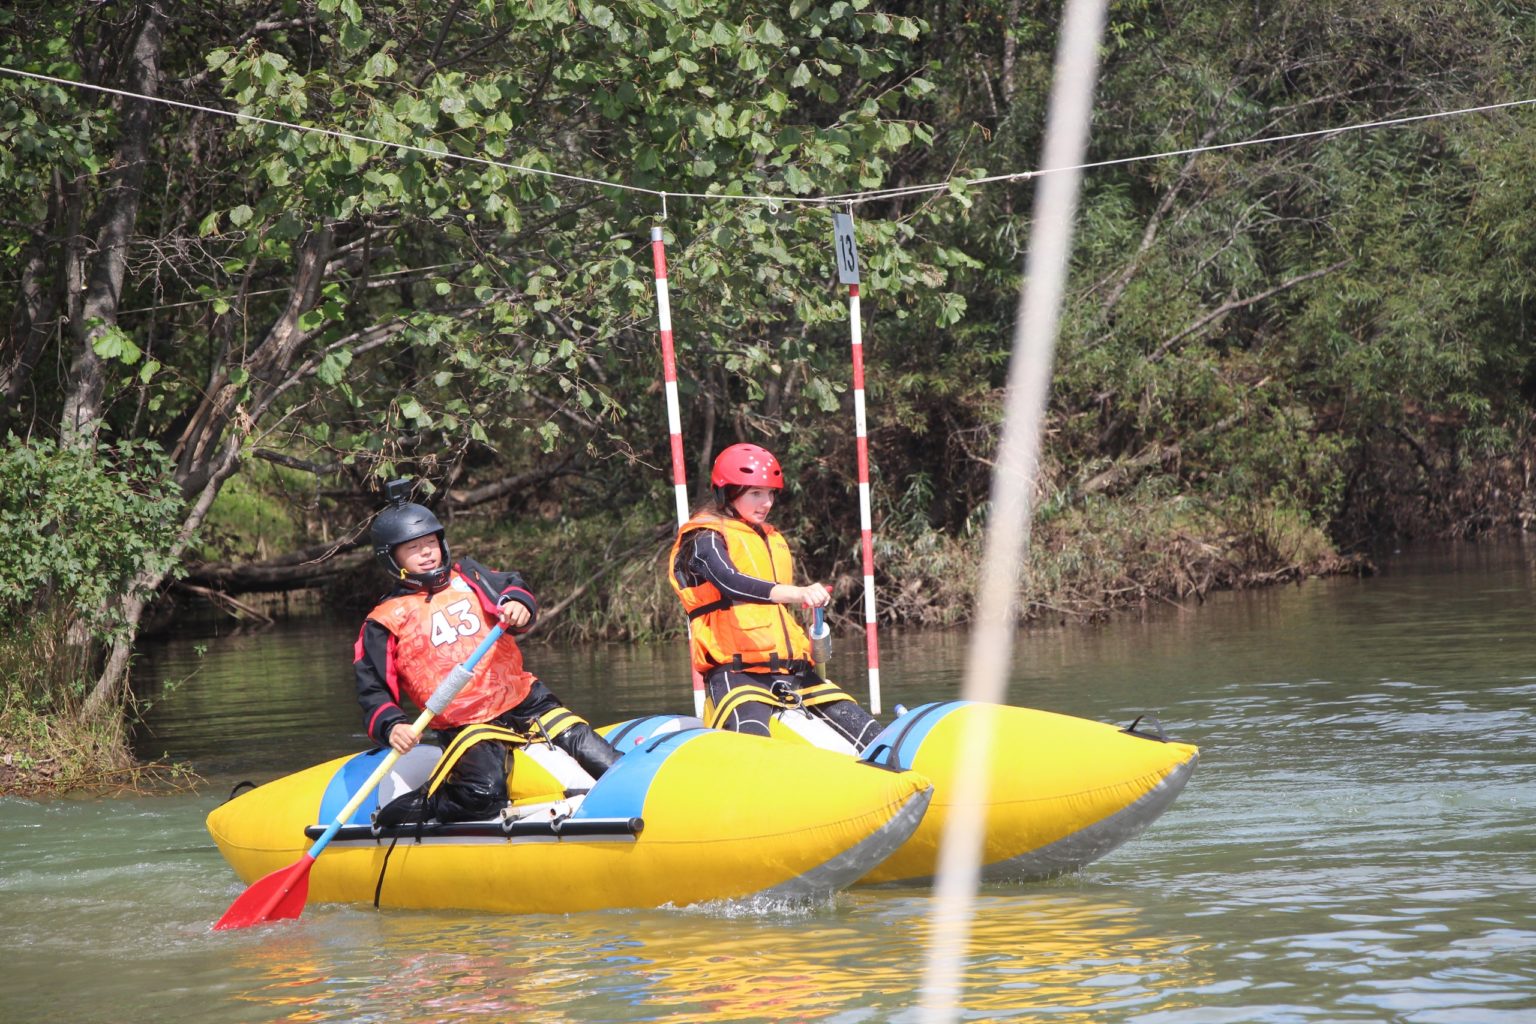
[213,624,506,930]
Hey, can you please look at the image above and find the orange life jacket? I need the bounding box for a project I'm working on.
[367,570,534,728]
[668,513,812,674]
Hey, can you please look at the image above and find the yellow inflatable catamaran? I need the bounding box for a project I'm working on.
[207,721,932,915]
[209,701,1193,914]
[653,697,1198,885]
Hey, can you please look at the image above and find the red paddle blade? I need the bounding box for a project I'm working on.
[213,855,315,931]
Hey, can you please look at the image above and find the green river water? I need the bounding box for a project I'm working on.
[2,542,1533,1023]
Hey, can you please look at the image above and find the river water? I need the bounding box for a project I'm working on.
[2,542,1534,1022]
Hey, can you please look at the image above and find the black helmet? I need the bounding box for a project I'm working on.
[371,478,451,593]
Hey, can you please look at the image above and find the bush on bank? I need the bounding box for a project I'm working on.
[0,434,187,794]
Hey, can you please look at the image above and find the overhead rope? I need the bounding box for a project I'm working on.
[825,95,1536,204]
[5,64,1535,212]
[0,66,665,198]
[114,260,473,316]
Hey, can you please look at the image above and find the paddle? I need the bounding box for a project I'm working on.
[213,622,507,931]
[810,605,831,677]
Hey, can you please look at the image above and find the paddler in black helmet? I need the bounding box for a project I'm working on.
[668,443,882,752]
[354,478,619,824]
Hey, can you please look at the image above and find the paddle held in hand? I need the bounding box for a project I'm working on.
[213,623,506,930]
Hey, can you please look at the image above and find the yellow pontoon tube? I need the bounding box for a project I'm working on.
[635,699,1198,886]
[851,701,1198,884]
[207,723,932,914]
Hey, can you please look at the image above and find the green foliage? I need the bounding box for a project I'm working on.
[198,465,306,562]
[0,432,186,773]
[452,497,678,643]
[0,0,965,485]
[6,0,1536,669]
[876,0,1536,552]
[0,433,186,643]
[0,617,184,790]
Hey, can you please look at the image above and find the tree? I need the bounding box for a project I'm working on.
[865,0,1536,553]
[1,0,962,732]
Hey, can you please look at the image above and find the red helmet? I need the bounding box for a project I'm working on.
[711,443,784,489]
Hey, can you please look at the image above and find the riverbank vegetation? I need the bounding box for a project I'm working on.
[5,0,1536,791]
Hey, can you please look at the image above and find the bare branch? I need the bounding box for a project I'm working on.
[1146,259,1350,364]
[448,461,582,508]
[251,448,341,476]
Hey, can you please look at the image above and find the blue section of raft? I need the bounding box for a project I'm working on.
[574,726,706,820]
[313,718,707,827]
[319,748,389,825]
[861,701,970,771]
[604,714,691,753]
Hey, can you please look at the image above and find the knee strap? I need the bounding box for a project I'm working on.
[796,679,859,709]
[531,706,591,743]
[707,682,792,730]
[705,679,860,730]
[424,724,528,798]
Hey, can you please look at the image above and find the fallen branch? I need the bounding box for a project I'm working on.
[174,583,276,625]
[1069,411,1243,501]
[1147,259,1350,365]
[181,541,369,594]
[524,523,673,635]
[448,460,580,509]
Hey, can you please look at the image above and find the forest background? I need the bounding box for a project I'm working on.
[5,0,1536,790]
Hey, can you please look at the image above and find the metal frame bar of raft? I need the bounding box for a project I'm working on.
[303,816,645,843]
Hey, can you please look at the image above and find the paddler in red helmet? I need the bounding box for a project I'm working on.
[668,443,881,751]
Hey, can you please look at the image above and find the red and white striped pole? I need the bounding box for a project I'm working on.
[651,219,707,717]
[833,211,882,715]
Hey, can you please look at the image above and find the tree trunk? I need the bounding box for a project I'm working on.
[1,203,63,412]
[59,4,168,446]
[171,225,334,497]
[78,210,335,712]
[1000,0,1022,107]
[83,429,243,716]
[81,594,148,722]
[52,5,167,720]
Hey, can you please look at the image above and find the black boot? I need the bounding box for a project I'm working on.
[432,778,505,822]
[374,787,435,829]
[553,722,621,778]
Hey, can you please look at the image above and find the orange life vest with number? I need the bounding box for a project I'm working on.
[668,513,812,674]
[367,570,533,728]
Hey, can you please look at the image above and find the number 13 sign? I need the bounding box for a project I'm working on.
[832,212,860,285]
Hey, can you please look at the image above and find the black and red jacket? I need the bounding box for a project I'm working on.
[353,557,537,746]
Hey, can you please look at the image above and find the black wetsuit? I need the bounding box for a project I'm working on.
[354,558,618,822]
[673,529,881,751]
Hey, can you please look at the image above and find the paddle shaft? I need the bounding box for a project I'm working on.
[810,606,831,674]
[309,621,505,850]
[215,623,505,929]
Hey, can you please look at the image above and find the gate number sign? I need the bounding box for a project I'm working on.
[833,212,860,285]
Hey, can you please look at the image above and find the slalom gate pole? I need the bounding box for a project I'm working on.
[833,211,882,715]
[651,219,707,718]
